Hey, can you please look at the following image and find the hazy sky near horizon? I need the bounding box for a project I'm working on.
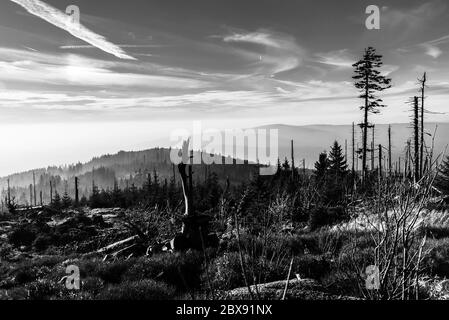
[0,0,449,175]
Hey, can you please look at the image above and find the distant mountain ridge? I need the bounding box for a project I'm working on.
[0,148,257,206]
[1,122,448,205]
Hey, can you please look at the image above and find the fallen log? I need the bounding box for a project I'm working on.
[97,235,139,254]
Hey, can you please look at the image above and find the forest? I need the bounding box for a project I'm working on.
[1,46,449,300]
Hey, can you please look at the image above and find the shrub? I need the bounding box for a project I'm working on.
[26,279,59,300]
[33,235,53,252]
[96,279,176,300]
[308,206,348,230]
[8,226,36,247]
[124,252,204,291]
[420,226,449,240]
[208,252,246,290]
[96,260,131,284]
[293,254,331,280]
[321,270,363,297]
[422,238,449,277]
[14,268,36,284]
[208,250,293,291]
[81,277,104,295]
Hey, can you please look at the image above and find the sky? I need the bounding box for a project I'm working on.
[0,0,448,175]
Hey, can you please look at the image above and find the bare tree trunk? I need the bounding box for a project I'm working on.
[371,125,375,172]
[75,177,79,206]
[50,180,53,204]
[388,125,392,176]
[29,184,33,206]
[291,140,295,180]
[33,171,36,206]
[378,144,383,181]
[413,97,420,181]
[7,178,11,206]
[419,73,426,178]
[352,122,355,174]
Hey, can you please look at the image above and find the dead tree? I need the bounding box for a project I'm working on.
[291,140,295,180]
[413,96,420,181]
[171,140,218,251]
[29,184,33,206]
[33,171,36,206]
[75,177,79,206]
[419,73,426,178]
[50,179,53,204]
[352,122,355,174]
[378,144,383,180]
[371,125,375,171]
[7,178,11,207]
[388,125,392,176]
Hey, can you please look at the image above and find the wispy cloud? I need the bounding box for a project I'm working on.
[222,31,282,48]
[9,0,136,60]
[315,49,355,68]
[60,44,164,49]
[217,29,305,75]
[421,43,443,58]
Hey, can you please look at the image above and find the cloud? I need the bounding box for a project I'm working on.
[421,44,443,58]
[315,49,355,68]
[0,47,209,90]
[380,64,400,76]
[60,44,164,49]
[419,34,449,58]
[381,1,446,30]
[222,31,282,48]
[217,29,305,75]
[9,0,136,60]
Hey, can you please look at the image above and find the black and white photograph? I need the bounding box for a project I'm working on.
[1,0,449,308]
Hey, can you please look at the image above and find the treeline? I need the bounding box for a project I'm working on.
[1,149,257,207]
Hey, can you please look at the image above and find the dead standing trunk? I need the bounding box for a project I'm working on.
[171,140,218,251]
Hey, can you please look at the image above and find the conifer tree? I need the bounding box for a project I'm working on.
[328,141,349,177]
[314,152,329,181]
[353,47,392,180]
[62,191,72,209]
[52,192,62,210]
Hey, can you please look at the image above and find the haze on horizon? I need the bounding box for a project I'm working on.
[0,0,448,176]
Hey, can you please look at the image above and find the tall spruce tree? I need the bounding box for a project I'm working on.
[325,141,349,204]
[353,47,391,180]
[328,141,349,177]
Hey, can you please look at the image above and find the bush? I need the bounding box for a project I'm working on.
[308,206,348,230]
[293,254,331,280]
[14,268,36,285]
[26,279,59,300]
[97,261,131,284]
[421,226,449,240]
[97,279,176,300]
[9,226,36,247]
[124,252,204,291]
[321,270,362,297]
[208,252,246,290]
[33,235,53,252]
[422,239,449,277]
[208,250,293,291]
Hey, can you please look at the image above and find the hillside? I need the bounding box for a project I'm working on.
[0,148,257,206]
